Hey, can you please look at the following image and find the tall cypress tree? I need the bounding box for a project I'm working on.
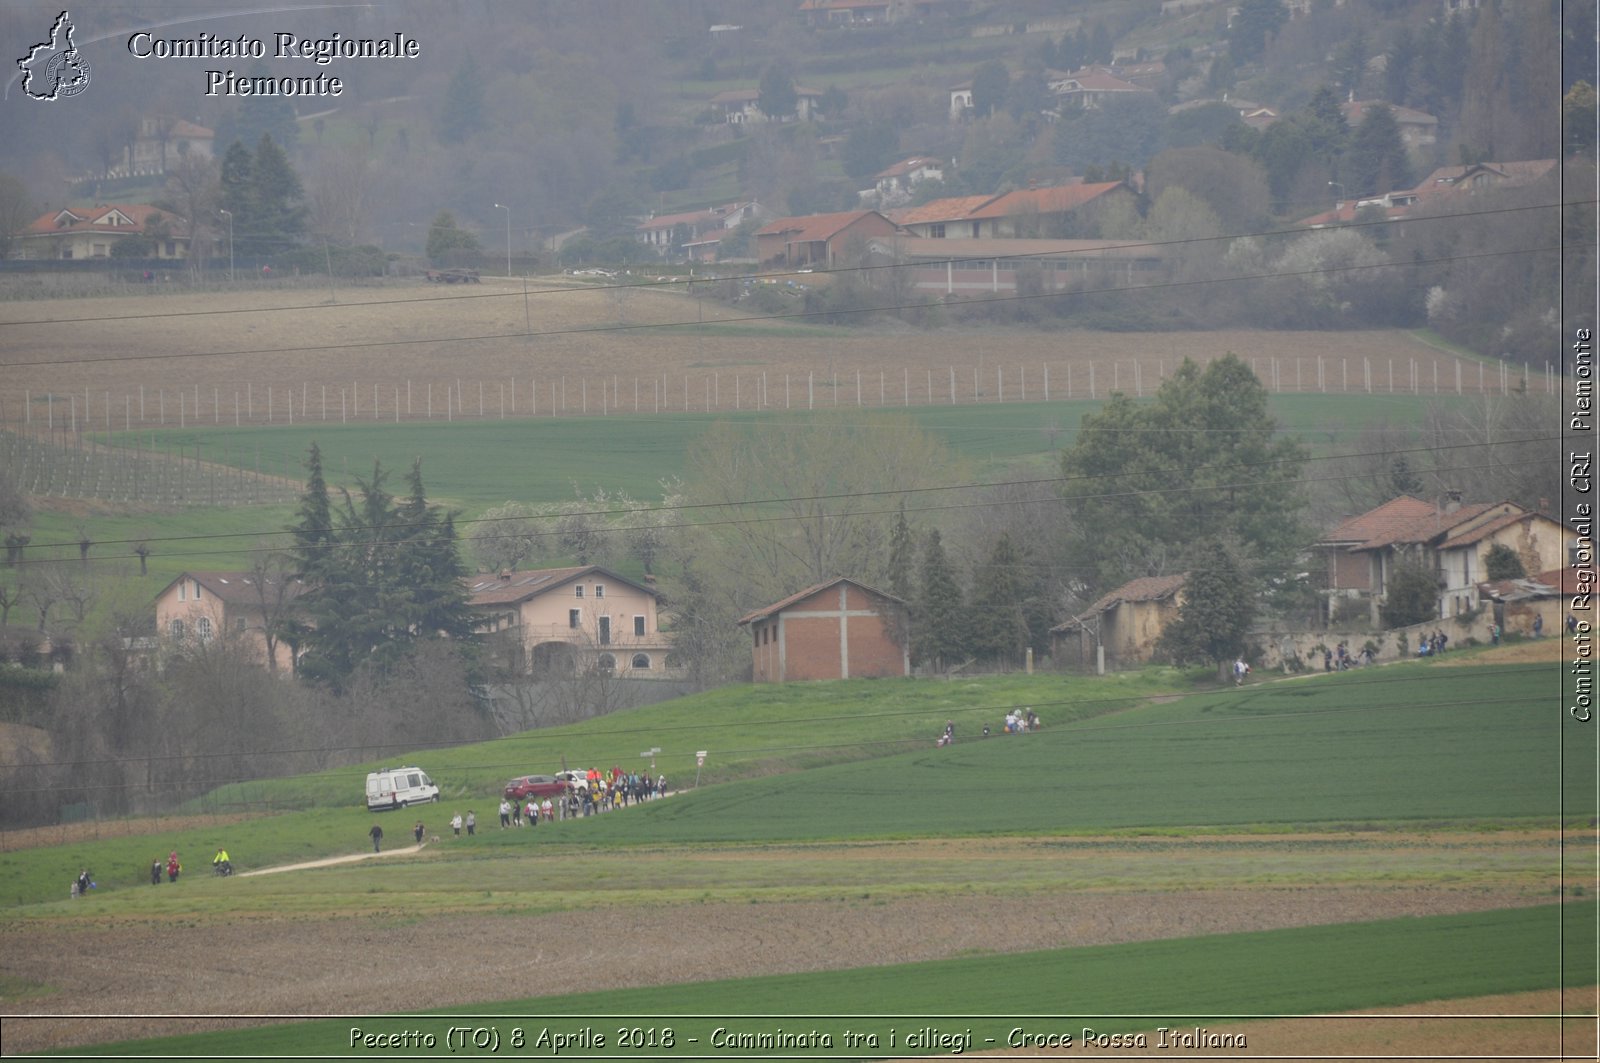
[392,459,475,642]
[885,501,916,603]
[914,530,965,672]
[248,134,306,256]
[968,531,1029,666]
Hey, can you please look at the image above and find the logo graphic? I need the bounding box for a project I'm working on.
[17,11,91,101]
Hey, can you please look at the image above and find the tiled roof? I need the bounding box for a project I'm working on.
[465,565,657,607]
[1318,496,1527,552]
[1318,496,1435,547]
[756,210,886,243]
[1435,508,1536,551]
[965,182,1124,220]
[1052,574,1187,632]
[874,157,942,180]
[162,570,308,607]
[738,577,902,625]
[22,203,185,237]
[886,195,1002,226]
[1478,567,1584,601]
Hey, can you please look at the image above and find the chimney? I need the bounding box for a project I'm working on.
[1442,490,1462,514]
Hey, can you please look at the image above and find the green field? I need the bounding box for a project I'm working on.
[3,661,1593,1056]
[63,903,1597,1058]
[20,390,1471,583]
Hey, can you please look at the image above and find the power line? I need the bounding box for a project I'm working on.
[8,435,1557,562]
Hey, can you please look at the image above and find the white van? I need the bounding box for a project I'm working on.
[365,766,440,811]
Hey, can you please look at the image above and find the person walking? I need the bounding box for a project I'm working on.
[369,823,383,853]
[451,812,463,836]
[465,810,476,836]
[150,858,163,885]
[166,851,181,883]
[413,820,425,846]
[1533,613,1544,637]
[499,799,511,829]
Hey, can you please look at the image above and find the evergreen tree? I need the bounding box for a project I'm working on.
[438,59,486,143]
[1228,0,1288,64]
[425,210,482,265]
[1484,543,1526,581]
[885,502,916,603]
[248,134,306,256]
[290,458,475,687]
[914,530,965,672]
[1344,104,1411,197]
[214,65,299,154]
[967,531,1029,666]
[971,60,1011,120]
[392,460,476,642]
[218,140,255,247]
[757,61,799,121]
[1380,560,1440,629]
[1156,539,1256,676]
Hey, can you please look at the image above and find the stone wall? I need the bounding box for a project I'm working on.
[1254,610,1496,672]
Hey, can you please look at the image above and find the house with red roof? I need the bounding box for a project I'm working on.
[1314,494,1573,625]
[754,209,897,268]
[1048,68,1154,111]
[1049,574,1186,672]
[884,182,1133,240]
[738,577,908,682]
[635,200,767,257]
[14,204,194,260]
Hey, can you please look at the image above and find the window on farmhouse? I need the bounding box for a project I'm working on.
[569,609,581,629]
[170,619,184,639]
[634,615,645,636]
[575,585,584,598]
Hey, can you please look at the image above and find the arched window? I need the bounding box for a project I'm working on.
[631,653,651,670]
[597,653,616,675]
[196,616,213,642]
[169,618,184,639]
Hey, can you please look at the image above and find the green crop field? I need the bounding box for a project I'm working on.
[51,903,1600,1057]
[3,661,1593,1057]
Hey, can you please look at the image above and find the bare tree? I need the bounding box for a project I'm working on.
[685,411,958,607]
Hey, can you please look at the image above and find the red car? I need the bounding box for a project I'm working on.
[503,774,571,800]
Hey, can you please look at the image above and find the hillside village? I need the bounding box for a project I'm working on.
[0,0,1591,827]
[2,0,1590,357]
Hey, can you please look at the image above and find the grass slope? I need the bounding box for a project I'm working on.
[64,902,1598,1057]
[3,664,1582,908]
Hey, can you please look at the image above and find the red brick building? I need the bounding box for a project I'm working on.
[738,578,909,682]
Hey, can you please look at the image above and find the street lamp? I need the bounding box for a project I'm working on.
[493,203,511,277]
[1327,181,1345,213]
[218,208,234,282]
